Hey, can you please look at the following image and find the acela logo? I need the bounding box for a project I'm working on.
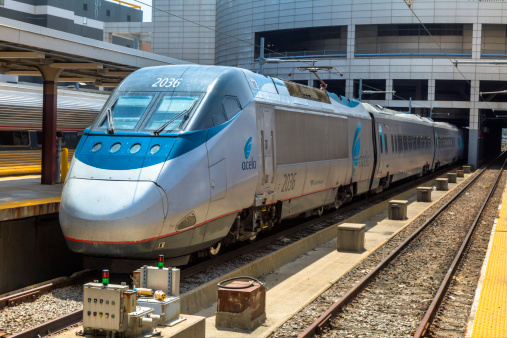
[352,122,361,175]
[244,137,252,159]
[242,137,256,170]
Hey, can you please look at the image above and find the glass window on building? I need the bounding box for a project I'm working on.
[435,80,470,101]
[393,80,428,101]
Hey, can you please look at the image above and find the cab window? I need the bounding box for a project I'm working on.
[99,94,156,130]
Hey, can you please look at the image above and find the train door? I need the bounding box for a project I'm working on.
[258,106,276,203]
[376,122,387,176]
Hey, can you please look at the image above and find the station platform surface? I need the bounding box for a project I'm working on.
[0,175,62,221]
[467,181,507,337]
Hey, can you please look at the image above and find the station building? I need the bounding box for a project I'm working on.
[152,0,507,167]
[0,0,150,50]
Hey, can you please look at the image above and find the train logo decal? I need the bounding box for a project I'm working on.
[244,137,252,159]
[242,136,256,170]
[379,125,385,150]
[352,122,361,175]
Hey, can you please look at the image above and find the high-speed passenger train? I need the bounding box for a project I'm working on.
[60,65,464,265]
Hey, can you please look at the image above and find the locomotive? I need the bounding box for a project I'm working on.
[59,65,464,266]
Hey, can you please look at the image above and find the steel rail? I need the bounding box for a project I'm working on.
[10,309,82,338]
[298,161,495,338]
[414,157,507,337]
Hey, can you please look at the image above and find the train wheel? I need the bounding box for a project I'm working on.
[316,206,324,217]
[209,241,222,257]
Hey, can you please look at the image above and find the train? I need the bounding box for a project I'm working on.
[0,82,106,168]
[59,64,465,266]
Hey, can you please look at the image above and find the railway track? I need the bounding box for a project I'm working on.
[0,165,461,337]
[295,155,506,337]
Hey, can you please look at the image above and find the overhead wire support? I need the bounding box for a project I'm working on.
[402,0,494,114]
[135,0,454,119]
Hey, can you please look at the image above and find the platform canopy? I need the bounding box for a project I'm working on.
[0,18,191,184]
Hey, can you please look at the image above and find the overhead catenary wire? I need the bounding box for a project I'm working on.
[134,0,463,119]
[402,0,494,113]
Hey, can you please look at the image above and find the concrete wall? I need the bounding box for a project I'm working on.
[152,0,216,65]
[0,214,82,294]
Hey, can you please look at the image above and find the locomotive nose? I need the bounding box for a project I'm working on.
[60,178,167,257]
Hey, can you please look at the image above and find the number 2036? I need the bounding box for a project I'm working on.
[152,78,182,88]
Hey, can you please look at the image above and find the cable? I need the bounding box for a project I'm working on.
[402,0,494,114]
[135,0,462,121]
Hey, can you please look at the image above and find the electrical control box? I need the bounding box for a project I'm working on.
[136,266,180,296]
[137,296,180,324]
[83,283,128,331]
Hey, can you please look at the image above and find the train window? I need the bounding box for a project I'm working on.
[211,110,227,126]
[222,96,242,120]
[144,94,199,132]
[403,136,408,152]
[100,94,156,131]
[397,135,403,152]
[385,136,388,154]
[391,135,395,153]
[0,131,29,146]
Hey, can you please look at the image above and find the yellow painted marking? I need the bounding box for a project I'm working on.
[472,183,507,337]
[0,175,40,181]
[0,197,61,210]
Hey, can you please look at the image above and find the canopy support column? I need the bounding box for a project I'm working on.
[36,66,63,185]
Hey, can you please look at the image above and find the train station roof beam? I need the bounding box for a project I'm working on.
[50,63,103,70]
[0,51,45,59]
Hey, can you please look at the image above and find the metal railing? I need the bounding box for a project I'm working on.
[355,48,472,57]
[482,49,507,57]
[255,49,347,60]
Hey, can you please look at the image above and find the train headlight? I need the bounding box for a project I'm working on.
[130,143,141,154]
[91,143,102,152]
[110,143,121,153]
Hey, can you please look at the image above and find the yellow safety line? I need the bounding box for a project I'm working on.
[0,197,61,210]
[472,184,507,337]
[0,165,41,177]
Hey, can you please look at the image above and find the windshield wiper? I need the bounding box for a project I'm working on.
[153,99,198,135]
[106,107,115,134]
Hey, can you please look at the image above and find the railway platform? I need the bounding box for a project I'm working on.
[0,175,62,221]
[467,181,507,337]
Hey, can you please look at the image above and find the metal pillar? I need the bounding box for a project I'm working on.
[36,66,62,185]
[259,37,265,75]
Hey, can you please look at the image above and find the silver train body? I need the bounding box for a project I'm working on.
[60,65,464,264]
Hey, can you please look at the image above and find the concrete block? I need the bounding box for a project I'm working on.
[216,281,266,331]
[436,178,449,191]
[447,172,457,183]
[456,169,464,178]
[417,187,432,202]
[160,314,205,338]
[463,165,471,174]
[337,223,365,252]
[388,200,408,220]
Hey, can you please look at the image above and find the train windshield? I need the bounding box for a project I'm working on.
[99,94,155,130]
[144,94,200,133]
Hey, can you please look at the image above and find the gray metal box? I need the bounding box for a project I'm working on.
[83,283,128,331]
[137,296,180,324]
